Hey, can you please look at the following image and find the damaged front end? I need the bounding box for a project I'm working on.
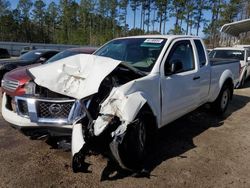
[71,87,148,172]
[27,54,153,172]
[69,70,150,172]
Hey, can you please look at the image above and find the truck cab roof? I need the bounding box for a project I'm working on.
[116,35,202,41]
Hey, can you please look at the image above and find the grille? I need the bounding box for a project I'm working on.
[17,100,28,116]
[37,101,74,119]
[2,79,19,91]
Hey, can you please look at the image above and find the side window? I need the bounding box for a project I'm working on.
[42,52,58,60]
[194,40,206,67]
[164,40,195,75]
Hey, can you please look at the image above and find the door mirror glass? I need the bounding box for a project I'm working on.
[165,59,183,75]
[170,60,183,73]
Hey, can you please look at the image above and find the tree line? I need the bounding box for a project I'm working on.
[0,0,249,46]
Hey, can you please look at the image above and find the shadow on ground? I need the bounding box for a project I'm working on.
[100,92,250,181]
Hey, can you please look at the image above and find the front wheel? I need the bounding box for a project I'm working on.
[112,116,148,170]
[212,84,231,115]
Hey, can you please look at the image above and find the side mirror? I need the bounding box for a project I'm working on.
[38,57,46,63]
[170,60,183,74]
[165,59,183,75]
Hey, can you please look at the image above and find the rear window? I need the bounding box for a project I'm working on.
[209,50,244,61]
[20,50,42,61]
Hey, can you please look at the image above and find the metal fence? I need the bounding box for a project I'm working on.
[0,41,89,56]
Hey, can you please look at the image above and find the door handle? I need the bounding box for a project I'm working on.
[193,76,200,80]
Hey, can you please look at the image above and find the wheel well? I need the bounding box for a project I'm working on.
[223,78,234,100]
[138,103,158,133]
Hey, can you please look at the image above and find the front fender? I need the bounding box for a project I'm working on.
[93,89,147,136]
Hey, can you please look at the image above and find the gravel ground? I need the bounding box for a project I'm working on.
[1,82,250,188]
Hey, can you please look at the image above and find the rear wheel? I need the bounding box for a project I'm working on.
[212,84,230,115]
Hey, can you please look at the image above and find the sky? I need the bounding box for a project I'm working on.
[10,0,211,37]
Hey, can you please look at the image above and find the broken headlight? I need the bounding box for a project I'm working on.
[24,82,36,95]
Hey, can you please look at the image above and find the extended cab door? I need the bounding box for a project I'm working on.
[160,39,200,126]
[193,39,210,105]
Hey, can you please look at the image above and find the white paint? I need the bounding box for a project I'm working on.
[71,123,85,156]
[29,54,121,99]
[93,87,147,136]
[1,35,240,170]
[4,36,240,133]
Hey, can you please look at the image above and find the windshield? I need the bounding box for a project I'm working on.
[46,50,79,63]
[94,38,167,72]
[209,50,244,61]
[20,50,42,61]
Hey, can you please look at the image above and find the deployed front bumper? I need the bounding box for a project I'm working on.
[1,93,76,135]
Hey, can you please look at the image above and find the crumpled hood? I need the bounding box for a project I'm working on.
[28,54,121,99]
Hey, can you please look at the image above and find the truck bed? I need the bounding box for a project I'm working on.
[208,58,240,102]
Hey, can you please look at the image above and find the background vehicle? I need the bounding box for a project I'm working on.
[2,35,239,172]
[2,47,97,97]
[0,48,10,59]
[1,47,97,136]
[209,46,250,87]
[0,49,59,83]
[20,46,36,55]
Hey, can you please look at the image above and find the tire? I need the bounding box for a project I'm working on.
[212,84,231,115]
[240,72,246,88]
[72,152,90,173]
[72,153,83,173]
[117,116,148,170]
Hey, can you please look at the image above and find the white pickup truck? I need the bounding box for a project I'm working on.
[2,35,239,172]
[209,46,250,87]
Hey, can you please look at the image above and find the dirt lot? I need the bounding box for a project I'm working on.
[1,82,250,188]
